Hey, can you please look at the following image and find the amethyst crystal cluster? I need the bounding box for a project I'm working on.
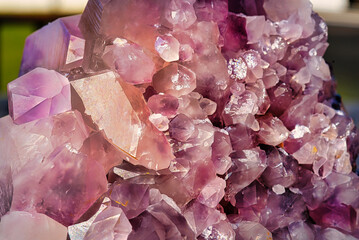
[1,0,359,239]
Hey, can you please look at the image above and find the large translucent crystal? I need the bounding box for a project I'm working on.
[71,71,174,170]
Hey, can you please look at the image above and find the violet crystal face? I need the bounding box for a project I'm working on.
[1,0,359,239]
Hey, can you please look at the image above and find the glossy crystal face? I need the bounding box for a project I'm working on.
[1,0,359,239]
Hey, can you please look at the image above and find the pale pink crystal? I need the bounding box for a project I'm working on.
[257,114,289,146]
[179,44,194,61]
[197,177,226,208]
[103,40,156,85]
[79,0,162,70]
[227,124,257,151]
[231,221,272,240]
[199,220,235,240]
[147,94,179,118]
[281,93,318,130]
[155,34,180,62]
[149,113,170,131]
[244,15,266,44]
[0,211,67,240]
[262,63,285,89]
[242,50,265,83]
[8,67,71,124]
[211,130,232,175]
[263,0,315,41]
[255,35,288,65]
[84,206,132,240]
[184,201,225,236]
[194,0,228,23]
[249,81,270,116]
[152,63,196,97]
[169,113,196,142]
[177,93,217,119]
[223,90,259,128]
[228,57,247,81]
[183,22,230,106]
[162,0,197,30]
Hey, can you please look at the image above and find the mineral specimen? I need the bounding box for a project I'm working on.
[1,0,359,239]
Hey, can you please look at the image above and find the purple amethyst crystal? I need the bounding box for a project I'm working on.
[7,68,71,124]
[1,0,359,239]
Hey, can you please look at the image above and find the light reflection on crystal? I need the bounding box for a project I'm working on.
[227,57,247,81]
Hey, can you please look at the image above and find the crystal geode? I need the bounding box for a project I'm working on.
[1,0,359,239]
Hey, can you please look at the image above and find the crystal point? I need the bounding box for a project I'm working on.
[84,206,132,240]
[8,68,71,124]
[20,15,84,75]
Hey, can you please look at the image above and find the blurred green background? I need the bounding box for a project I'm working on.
[0,22,34,93]
[325,26,359,102]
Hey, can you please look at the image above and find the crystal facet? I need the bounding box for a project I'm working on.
[8,68,71,124]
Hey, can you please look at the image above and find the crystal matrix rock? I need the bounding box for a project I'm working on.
[1,0,359,239]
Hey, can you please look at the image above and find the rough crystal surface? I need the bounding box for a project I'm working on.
[0,164,12,218]
[1,0,359,239]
